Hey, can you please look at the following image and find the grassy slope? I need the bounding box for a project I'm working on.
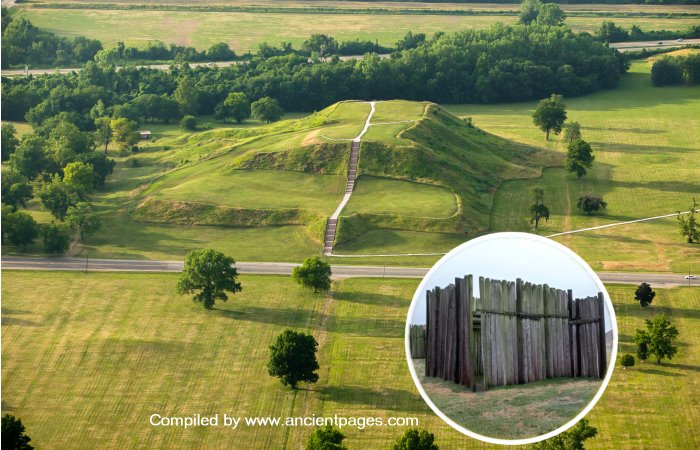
[449,60,700,273]
[15,7,699,53]
[3,273,699,448]
[335,101,557,253]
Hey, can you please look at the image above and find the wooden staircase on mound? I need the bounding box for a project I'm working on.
[323,140,360,255]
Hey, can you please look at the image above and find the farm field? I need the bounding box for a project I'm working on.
[2,272,699,449]
[13,7,699,53]
[448,59,700,274]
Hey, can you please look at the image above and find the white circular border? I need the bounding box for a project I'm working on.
[404,232,618,446]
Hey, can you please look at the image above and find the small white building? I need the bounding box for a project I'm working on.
[139,130,152,140]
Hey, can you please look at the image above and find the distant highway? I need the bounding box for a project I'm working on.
[0,54,383,77]
[610,38,700,52]
[2,257,698,287]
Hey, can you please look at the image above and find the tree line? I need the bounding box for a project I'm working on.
[2,22,629,123]
[594,21,700,43]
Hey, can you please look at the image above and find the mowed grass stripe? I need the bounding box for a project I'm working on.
[2,273,324,449]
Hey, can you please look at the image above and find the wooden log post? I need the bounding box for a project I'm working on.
[597,292,607,379]
[516,278,525,384]
[568,289,577,377]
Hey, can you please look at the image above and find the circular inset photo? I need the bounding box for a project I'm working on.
[405,232,617,445]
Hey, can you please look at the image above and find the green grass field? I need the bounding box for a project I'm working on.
[14,7,700,53]
[148,168,346,213]
[448,60,700,273]
[343,176,458,218]
[2,273,699,448]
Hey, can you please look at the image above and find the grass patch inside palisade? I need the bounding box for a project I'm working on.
[414,359,600,440]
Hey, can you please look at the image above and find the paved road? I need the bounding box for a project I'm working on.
[610,38,700,52]
[2,257,697,287]
[0,54,383,77]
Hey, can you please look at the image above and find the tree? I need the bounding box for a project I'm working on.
[110,118,139,156]
[651,58,684,87]
[303,34,338,57]
[576,194,607,215]
[94,116,112,153]
[66,202,100,241]
[9,135,48,180]
[621,354,635,370]
[532,94,567,140]
[1,170,33,210]
[42,222,70,254]
[174,77,199,115]
[76,151,115,188]
[206,42,236,61]
[267,329,320,389]
[1,414,34,450]
[392,428,438,450]
[566,139,595,178]
[305,426,346,450]
[519,0,542,25]
[35,176,78,221]
[1,123,20,161]
[215,92,250,123]
[395,31,427,51]
[176,249,242,309]
[528,187,550,229]
[536,3,566,26]
[292,257,332,293]
[180,115,198,131]
[563,121,582,143]
[634,282,656,308]
[63,161,95,198]
[251,97,284,124]
[634,315,679,364]
[637,340,649,363]
[677,197,699,243]
[3,210,38,249]
[45,119,95,170]
[531,418,598,450]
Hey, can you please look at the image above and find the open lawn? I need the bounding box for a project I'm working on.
[343,176,458,218]
[448,59,700,273]
[2,273,699,449]
[15,7,700,53]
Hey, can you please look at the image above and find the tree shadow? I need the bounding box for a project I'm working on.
[333,291,406,309]
[1,307,40,327]
[610,179,700,195]
[636,367,683,377]
[584,126,667,135]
